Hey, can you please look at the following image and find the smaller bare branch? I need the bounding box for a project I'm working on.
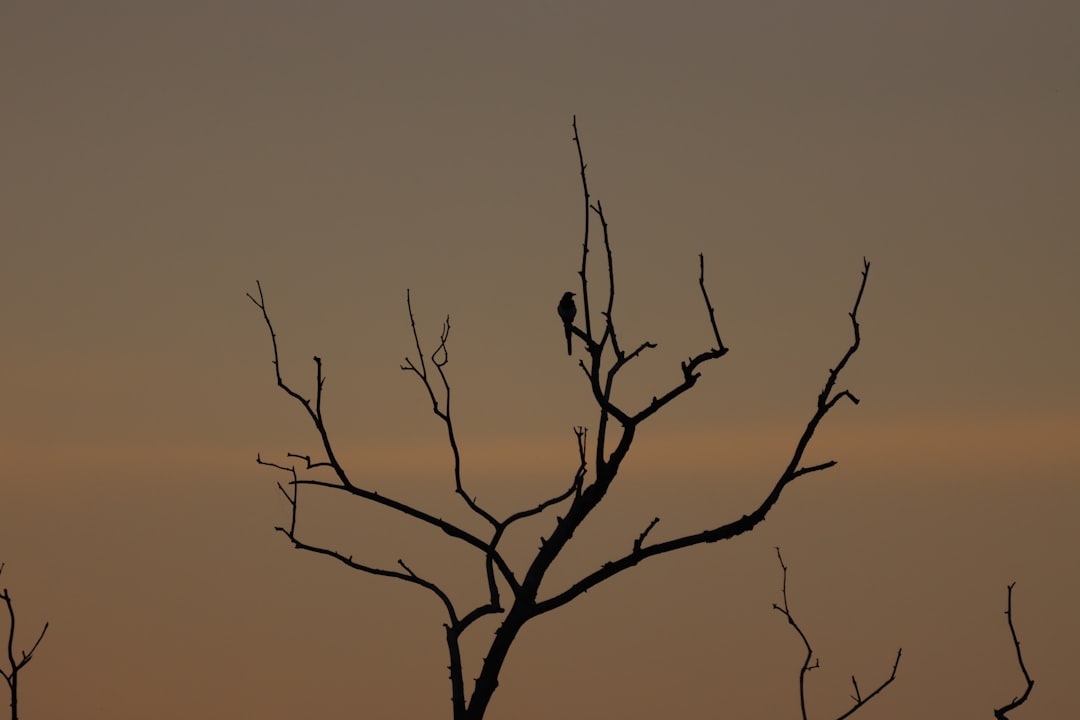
[791,460,838,480]
[247,282,317,418]
[285,452,335,470]
[1,563,50,720]
[772,548,900,720]
[248,282,354,490]
[574,426,588,497]
[816,259,870,411]
[623,256,731,428]
[697,253,727,353]
[572,116,595,343]
[994,582,1035,720]
[598,311,628,361]
[588,200,620,359]
[498,428,588,532]
[400,292,499,531]
[633,518,661,552]
[620,340,657,366]
[401,289,430,374]
[501,440,582,528]
[277,516,464,624]
[395,559,458,621]
[275,482,292,503]
[457,602,504,631]
[591,199,663,372]
[256,454,294,473]
[772,548,816,720]
[264,458,506,641]
[826,390,860,409]
[258,460,301,537]
[834,650,901,720]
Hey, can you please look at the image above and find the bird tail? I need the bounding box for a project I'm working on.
[565,326,572,355]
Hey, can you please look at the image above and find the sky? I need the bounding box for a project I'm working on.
[1,1,1078,718]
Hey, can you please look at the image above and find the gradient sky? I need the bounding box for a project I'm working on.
[2,2,1078,718]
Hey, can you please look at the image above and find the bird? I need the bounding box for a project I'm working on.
[557,291,577,355]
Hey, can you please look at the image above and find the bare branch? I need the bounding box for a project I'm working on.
[595,200,621,358]
[613,254,729,428]
[771,548,818,720]
[697,253,727,353]
[534,261,871,615]
[401,290,499,528]
[286,452,335,471]
[269,469,503,638]
[771,549,901,720]
[633,518,660,553]
[571,116,595,345]
[1,563,49,720]
[249,288,521,594]
[994,582,1034,719]
[247,282,352,490]
[834,651,901,720]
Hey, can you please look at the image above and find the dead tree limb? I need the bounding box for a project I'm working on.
[250,118,874,720]
[771,549,900,720]
[0,564,49,720]
[994,582,1034,719]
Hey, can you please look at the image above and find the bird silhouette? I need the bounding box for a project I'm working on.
[557,291,577,355]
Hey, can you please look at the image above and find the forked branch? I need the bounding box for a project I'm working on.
[1,564,49,720]
[562,117,733,516]
[251,278,594,720]
[248,285,512,575]
[533,260,871,616]
[771,549,900,720]
[401,289,499,528]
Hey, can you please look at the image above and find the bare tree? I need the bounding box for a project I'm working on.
[0,564,48,720]
[249,118,872,719]
[772,548,901,719]
[994,583,1034,719]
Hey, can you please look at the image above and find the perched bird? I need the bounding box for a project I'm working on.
[557,291,577,355]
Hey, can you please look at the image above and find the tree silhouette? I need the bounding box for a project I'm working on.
[0,564,48,720]
[249,118,873,719]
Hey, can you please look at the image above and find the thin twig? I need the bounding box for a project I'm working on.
[994,582,1034,719]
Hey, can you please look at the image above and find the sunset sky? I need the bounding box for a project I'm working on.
[2,2,1078,718]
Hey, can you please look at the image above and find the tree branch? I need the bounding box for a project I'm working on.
[572,115,595,345]
[501,427,586,527]
[248,282,350,489]
[255,457,516,586]
[994,582,1034,719]
[400,289,499,528]
[1,563,49,720]
[249,288,522,596]
[772,548,818,720]
[534,261,871,616]
[771,549,901,720]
